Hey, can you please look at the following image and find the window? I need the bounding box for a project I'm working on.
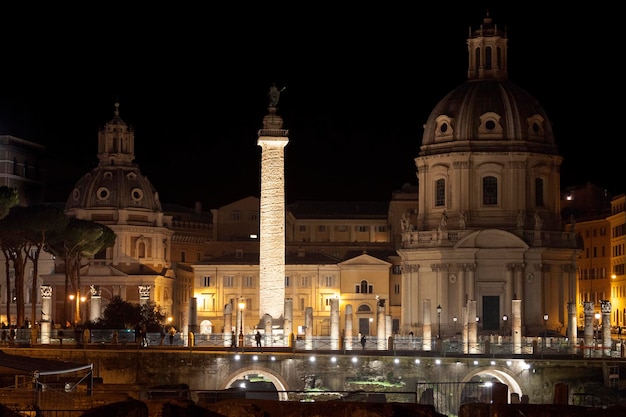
[358,280,373,294]
[299,225,307,232]
[231,210,241,221]
[482,176,498,205]
[392,265,401,274]
[301,276,309,287]
[319,225,326,232]
[299,298,305,311]
[285,276,290,287]
[394,284,400,294]
[244,276,253,287]
[324,276,334,287]
[180,251,186,262]
[435,179,445,207]
[223,276,233,287]
[249,212,259,221]
[535,178,544,206]
[356,226,369,233]
[203,276,211,287]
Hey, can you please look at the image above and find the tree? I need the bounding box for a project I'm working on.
[95,296,166,332]
[0,187,20,326]
[0,187,19,220]
[19,205,68,342]
[47,218,116,326]
[0,205,68,330]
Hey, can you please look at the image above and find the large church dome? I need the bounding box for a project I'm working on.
[420,79,558,155]
[65,103,163,216]
[420,13,557,156]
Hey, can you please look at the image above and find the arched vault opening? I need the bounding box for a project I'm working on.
[221,365,290,401]
[461,366,524,402]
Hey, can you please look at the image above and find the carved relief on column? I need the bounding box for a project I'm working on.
[90,285,101,297]
[40,285,52,299]
[138,285,151,300]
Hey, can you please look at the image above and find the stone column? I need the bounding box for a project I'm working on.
[263,314,273,347]
[512,299,522,354]
[40,285,53,345]
[305,307,313,350]
[257,114,289,321]
[89,285,101,323]
[468,300,478,353]
[377,299,386,350]
[467,264,476,301]
[456,265,466,322]
[423,299,432,351]
[601,300,612,356]
[223,303,233,347]
[567,302,577,347]
[330,298,340,350]
[462,305,468,354]
[583,301,594,357]
[284,298,293,347]
[188,297,198,337]
[345,304,353,350]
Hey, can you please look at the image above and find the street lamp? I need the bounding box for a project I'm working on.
[543,313,549,338]
[369,317,373,335]
[238,299,246,348]
[502,315,508,336]
[594,312,601,342]
[436,305,442,339]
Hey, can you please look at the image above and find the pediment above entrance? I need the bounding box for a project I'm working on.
[455,229,528,249]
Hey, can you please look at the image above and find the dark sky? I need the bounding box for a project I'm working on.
[0,4,621,209]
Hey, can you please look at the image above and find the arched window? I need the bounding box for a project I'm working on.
[435,179,445,207]
[485,46,492,69]
[535,178,544,206]
[482,176,498,205]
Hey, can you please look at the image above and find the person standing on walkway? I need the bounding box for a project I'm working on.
[169,327,176,345]
[361,335,367,350]
[255,331,262,350]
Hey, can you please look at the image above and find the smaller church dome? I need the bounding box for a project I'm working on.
[65,103,162,214]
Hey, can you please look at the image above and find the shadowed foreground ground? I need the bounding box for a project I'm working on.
[2,398,625,417]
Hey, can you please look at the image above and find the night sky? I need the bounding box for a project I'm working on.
[0,4,620,209]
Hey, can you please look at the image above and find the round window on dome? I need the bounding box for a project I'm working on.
[440,123,448,133]
[532,122,540,133]
[96,187,110,200]
[131,188,144,202]
[485,120,496,130]
[72,188,80,201]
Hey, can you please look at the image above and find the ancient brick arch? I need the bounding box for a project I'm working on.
[461,367,524,402]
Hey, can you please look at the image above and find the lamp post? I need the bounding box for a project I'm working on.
[238,299,245,348]
[502,315,508,337]
[594,312,601,342]
[436,305,442,339]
